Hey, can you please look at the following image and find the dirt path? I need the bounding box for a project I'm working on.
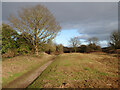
[3,56,56,88]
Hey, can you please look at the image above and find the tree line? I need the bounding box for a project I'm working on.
[2,22,120,58]
[68,31,120,54]
[65,37,101,53]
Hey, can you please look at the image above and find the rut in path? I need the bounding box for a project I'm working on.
[3,56,56,88]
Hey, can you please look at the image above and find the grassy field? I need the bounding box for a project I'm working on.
[2,53,55,86]
[28,53,118,88]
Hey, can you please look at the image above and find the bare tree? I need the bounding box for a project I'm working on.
[109,30,120,49]
[8,5,61,55]
[88,37,98,45]
[69,37,80,52]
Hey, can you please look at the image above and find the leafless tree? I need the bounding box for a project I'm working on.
[8,5,61,55]
[88,37,98,45]
[69,37,80,52]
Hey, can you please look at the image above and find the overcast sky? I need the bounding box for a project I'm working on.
[2,2,118,47]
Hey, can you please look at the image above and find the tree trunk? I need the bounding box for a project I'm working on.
[74,47,76,52]
[34,28,39,56]
[75,49,76,53]
[35,44,39,56]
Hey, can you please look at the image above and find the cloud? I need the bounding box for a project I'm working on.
[2,2,118,45]
[76,21,118,41]
[49,2,118,41]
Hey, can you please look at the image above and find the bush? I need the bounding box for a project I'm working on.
[2,49,18,58]
[87,43,101,52]
[79,45,87,53]
[56,44,63,54]
[115,49,120,54]
[17,44,30,55]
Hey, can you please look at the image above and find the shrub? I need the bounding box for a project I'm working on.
[2,49,18,58]
[87,43,101,52]
[17,44,30,55]
[56,44,63,54]
[79,45,87,53]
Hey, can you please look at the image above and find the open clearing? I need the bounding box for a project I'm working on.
[28,53,118,88]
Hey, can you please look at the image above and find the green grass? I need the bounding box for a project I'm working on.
[28,53,118,88]
[2,72,23,84]
[84,67,91,71]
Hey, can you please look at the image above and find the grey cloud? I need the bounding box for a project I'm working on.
[0,2,2,24]
[2,2,118,45]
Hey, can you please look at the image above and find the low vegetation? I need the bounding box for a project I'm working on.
[28,53,118,88]
[2,53,54,86]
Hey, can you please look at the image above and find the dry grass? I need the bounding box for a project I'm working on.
[2,53,54,85]
[28,53,118,88]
